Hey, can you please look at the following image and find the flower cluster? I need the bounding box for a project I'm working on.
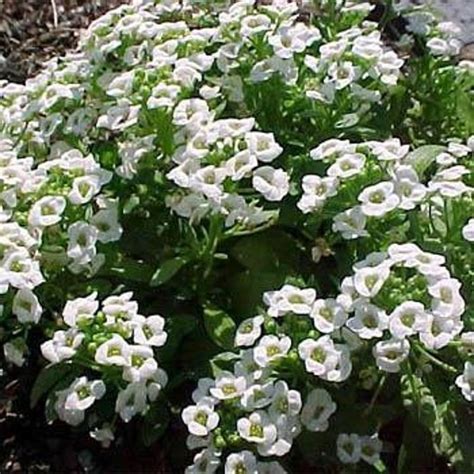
[400,4,463,58]
[298,137,473,241]
[0,138,121,325]
[183,238,473,470]
[0,0,472,471]
[40,291,167,444]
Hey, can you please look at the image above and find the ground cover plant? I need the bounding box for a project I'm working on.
[0,0,473,472]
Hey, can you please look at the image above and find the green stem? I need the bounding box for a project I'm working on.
[414,343,457,374]
[364,373,387,416]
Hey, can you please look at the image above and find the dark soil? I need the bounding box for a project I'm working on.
[0,0,127,83]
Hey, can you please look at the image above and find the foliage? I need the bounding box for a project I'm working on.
[0,0,473,472]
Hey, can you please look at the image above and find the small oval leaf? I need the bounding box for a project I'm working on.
[150,257,187,287]
[203,305,237,350]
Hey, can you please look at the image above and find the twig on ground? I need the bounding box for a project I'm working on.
[50,0,59,28]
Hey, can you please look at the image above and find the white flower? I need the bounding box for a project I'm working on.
[97,100,139,131]
[311,298,348,334]
[353,31,384,58]
[375,51,403,85]
[68,176,101,205]
[173,99,211,129]
[90,204,123,243]
[63,292,99,327]
[40,329,84,363]
[240,14,272,38]
[298,336,352,382]
[3,340,25,367]
[182,400,220,436]
[12,288,42,323]
[235,315,265,347]
[147,367,168,402]
[186,448,221,474]
[102,291,138,323]
[320,38,349,61]
[392,166,427,210]
[67,222,98,266]
[327,153,365,179]
[1,249,44,290]
[332,206,368,240]
[403,247,445,272]
[427,37,460,56]
[245,132,283,163]
[147,83,181,109]
[301,388,336,432]
[115,382,148,422]
[235,349,270,384]
[419,314,462,350]
[224,451,257,474]
[106,71,134,98]
[455,362,474,402]
[264,284,316,317]
[192,378,216,405]
[257,414,301,457]
[360,434,383,465]
[64,377,106,412]
[241,382,275,411]
[225,151,258,181]
[346,302,388,339]
[253,335,291,368]
[237,411,277,445]
[389,301,429,338]
[269,24,320,59]
[268,381,302,421]
[353,264,390,298]
[462,219,474,242]
[358,182,400,217]
[337,433,362,464]
[54,390,84,426]
[122,345,157,382]
[373,338,410,373]
[209,372,247,400]
[448,142,470,158]
[95,334,131,366]
[310,139,352,161]
[252,166,289,201]
[429,278,465,318]
[133,315,167,347]
[28,195,66,227]
[328,61,359,90]
[189,166,227,201]
[297,176,339,213]
[436,152,456,167]
[90,424,115,448]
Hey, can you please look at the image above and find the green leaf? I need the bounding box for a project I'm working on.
[140,402,170,447]
[398,413,437,473]
[405,145,445,178]
[401,370,474,471]
[30,364,73,409]
[210,351,240,377]
[400,372,437,429]
[159,314,197,363]
[230,229,301,273]
[203,305,237,350]
[150,257,187,287]
[433,396,474,471]
[457,89,474,134]
[105,257,153,283]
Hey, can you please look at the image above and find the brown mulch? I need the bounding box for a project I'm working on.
[0,0,129,83]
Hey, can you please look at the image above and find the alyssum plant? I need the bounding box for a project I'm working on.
[0,0,473,472]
